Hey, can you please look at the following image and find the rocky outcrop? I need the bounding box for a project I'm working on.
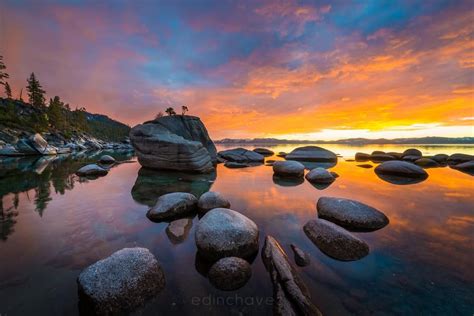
[286,146,337,162]
[261,236,322,316]
[304,219,369,261]
[195,208,259,260]
[130,115,216,173]
[208,257,252,291]
[77,247,165,315]
[218,148,265,163]
[147,192,198,222]
[317,197,389,231]
[375,161,428,178]
[197,191,231,214]
[273,161,305,178]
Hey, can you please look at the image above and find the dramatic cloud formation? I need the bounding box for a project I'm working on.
[1,0,472,139]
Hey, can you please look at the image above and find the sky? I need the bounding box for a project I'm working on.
[0,0,473,140]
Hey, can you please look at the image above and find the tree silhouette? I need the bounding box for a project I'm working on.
[27,73,46,108]
[181,105,188,115]
[165,107,176,116]
[0,56,9,86]
[4,82,12,99]
[155,111,164,119]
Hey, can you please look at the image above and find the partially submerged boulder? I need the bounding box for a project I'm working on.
[375,161,428,179]
[415,158,439,168]
[290,244,310,267]
[450,160,474,175]
[273,160,305,178]
[197,191,231,214]
[208,257,252,291]
[147,192,198,222]
[99,155,115,164]
[317,197,389,231]
[304,219,369,261]
[355,152,371,161]
[195,208,259,260]
[305,167,335,184]
[218,148,264,163]
[76,164,108,177]
[77,247,165,315]
[262,236,322,316]
[286,146,337,162]
[253,148,274,156]
[448,153,474,165]
[130,115,216,173]
[432,154,449,164]
[402,148,422,158]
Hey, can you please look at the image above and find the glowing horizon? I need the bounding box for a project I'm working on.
[1,1,473,140]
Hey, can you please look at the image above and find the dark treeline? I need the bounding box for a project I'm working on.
[0,56,130,142]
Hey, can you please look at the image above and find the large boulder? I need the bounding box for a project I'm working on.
[253,147,274,156]
[317,197,389,231]
[15,139,38,155]
[450,160,474,175]
[208,257,252,291]
[76,164,108,177]
[432,154,449,164]
[272,161,305,178]
[355,152,371,161]
[261,236,322,316]
[304,219,369,261]
[218,148,264,163]
[448,153,474,165]
[402,148,422,158]
[147,192,198,222]
[286,146,337,162]
[130,115,216,173]
[375,161,428,178]
[99,155,115,164]
[197,191,231,214]
[195,208,259,260]
[77,247,165,315]
[305,167,335,183]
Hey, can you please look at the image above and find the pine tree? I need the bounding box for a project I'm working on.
[26,73,46,108]
[0,56,9,86]
[48,96,66,130]
[4,82,12,99]
[165,107,176,116]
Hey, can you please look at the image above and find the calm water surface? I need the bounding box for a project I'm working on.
[0,145,473,315]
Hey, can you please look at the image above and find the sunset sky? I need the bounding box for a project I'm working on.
[1,0,473,140]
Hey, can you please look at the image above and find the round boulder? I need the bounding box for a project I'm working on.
[286,146,337,162]
[195,208,259,260]
[305,167,335,184]
[304,219,369,261]
[317,197,389,231]
[447,153,474,165]
[147,192,198,222]
[415,158,439,168]
[273,161,305,178]
[432,154,449,164]
[402,148,422,158]
[208,257,252,291]
[76,164,108,177]
[355,153,371,161]
[77,247,165,315]
[253,148,274,156]
[375,161,428,178]
[198,191,231,214]
[99,155,115,164]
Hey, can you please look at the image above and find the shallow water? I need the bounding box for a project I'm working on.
[0,144,473,315]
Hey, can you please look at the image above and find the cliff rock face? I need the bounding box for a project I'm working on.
[130,115,216,173]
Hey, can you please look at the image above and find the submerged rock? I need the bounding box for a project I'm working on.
[130,115,216,173]
[253,148,274,156]
[357,164,373,168]
[273,160,305,178]
[276,152,287,158]
[290,244,310,267]
[99,155,115,164]
[208,257,252,291]
[195,208,259,260]
[76,164,108,177]
[166,218,193,243]
[147,192,198,222]
[317,197,389,231]
[286,146,337,162]
[198,191,231,214]
[375,161,428,178]
[77,247,165,315]
[261,236,322,316]
[304,219,369,261]
[218,148,264,163]
[305,167,335,183]
[415,158,439,168]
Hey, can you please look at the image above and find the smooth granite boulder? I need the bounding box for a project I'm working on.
[77,247,165,315]
[450,160,474,175]
[375,161,428,178]
[147,192,198,222]
[195,208,259,260]
[415,158,439,168]
[99,155,115,164]
[432,154,449,164]
[130,115,216,173]
[76,164,108,177]
[286,146,337,162]
[198,191,231,214]
[355,152,371,161]
[305,167,335,183]
[370,154,396,162]
[208,257,252,291]
[402,148,422,158]
[448,153,474,165]
[317,197,389,231]
[253,148,274,156]
[304,219,369,261]
[261,236,322,316]
[272,160,305,178]
[218,148,264,163]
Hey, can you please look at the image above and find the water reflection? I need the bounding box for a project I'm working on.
[375,173,429,185]
[131,168,216,207]
[272,175,304,187]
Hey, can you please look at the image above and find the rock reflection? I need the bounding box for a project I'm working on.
[131,168,216,207]
[272,175,304,187]
[165,217,194,244]
[375,173,428,185]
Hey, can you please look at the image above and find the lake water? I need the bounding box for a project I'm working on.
[0,144,473,315]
